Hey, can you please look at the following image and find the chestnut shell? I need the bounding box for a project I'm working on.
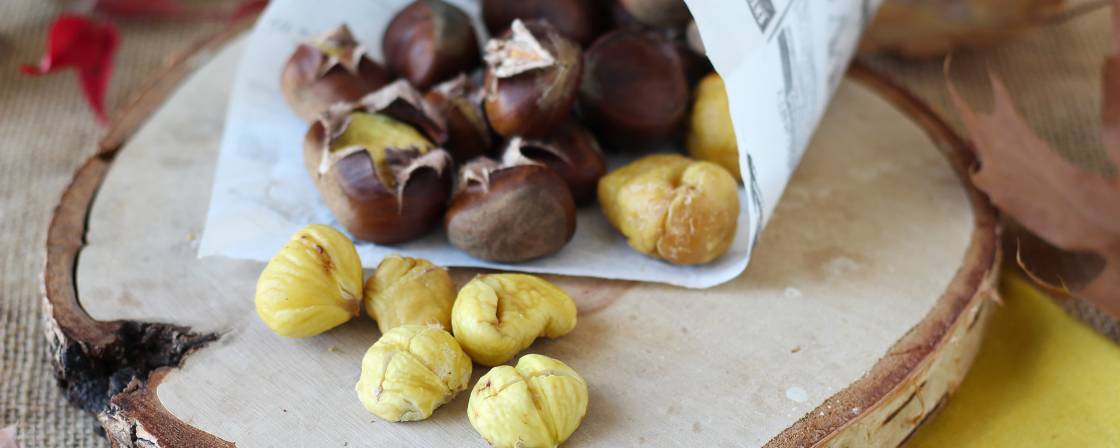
[281,44,392,123]
[579,30,688,148]
[302,83,454,245]
[484,20,583,139]
[425,75,493,163]
[445,163,576,262]
[481,0,605,46]
[383,0,481,90]
[618,0,692,28]
[503,122,605,205]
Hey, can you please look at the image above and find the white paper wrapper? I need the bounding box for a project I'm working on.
[199,0,881,288]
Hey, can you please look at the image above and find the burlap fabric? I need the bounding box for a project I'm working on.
[0,2,224,446]
[0,1,1114,446]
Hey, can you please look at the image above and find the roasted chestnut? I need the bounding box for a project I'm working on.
[686,20,705,55]
[481,0,605,47]
[281,24,392,123]
[686,73,740,182]
[425,74,493,163]
[618,0,692,28]
[501,121,606,204]
[579,30,688,148]
[483,19,583,139]
[599,154,739,265]
[607,0,645,30]
[383,0,481,90]
[445,158,577,262]
[674,40,713,87]
[304,80,453,244]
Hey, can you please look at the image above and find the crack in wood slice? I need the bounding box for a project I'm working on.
[99,370,234,448]
[40,17,255,448]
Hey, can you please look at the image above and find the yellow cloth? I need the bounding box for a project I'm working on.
[908,273,1120,447]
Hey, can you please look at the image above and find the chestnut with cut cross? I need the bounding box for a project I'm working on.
[444,157,577,262]
[425,74,493,163]
[499,121,606,205]
[281,24,392,123]
[483,19,583,139]
[303,80,453,244]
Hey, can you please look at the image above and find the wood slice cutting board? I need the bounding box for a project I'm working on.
[43,24,998,448]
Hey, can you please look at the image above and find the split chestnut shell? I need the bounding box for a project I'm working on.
[425,74,493,163]
[304,80,453,244]
[483,20,583,139]
[500,121,606,205]
[445,158,576,262]
[281,24,392,123]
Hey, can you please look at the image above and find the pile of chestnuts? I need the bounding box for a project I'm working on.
[282,0,741,265]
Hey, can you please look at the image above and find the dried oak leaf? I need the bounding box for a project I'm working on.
[946,11,1120,316]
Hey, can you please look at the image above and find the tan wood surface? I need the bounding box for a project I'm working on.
[46,33,997,447]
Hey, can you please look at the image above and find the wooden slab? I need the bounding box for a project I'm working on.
[44,28,998,448]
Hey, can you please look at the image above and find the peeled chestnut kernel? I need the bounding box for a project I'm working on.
[618,0,691,28]
[383,0,481,90]
[599,154,739,265]
[484,19,583,139]
[304,80,453,244]
[580,30,688,148]
[425,74,493,163]
[687,73,741,182]
[281,24,392,123]
[445,158,577,262]
[481,0,605,47]
[501,121,606,205]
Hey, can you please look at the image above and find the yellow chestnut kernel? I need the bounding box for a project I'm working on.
[355,325,473,422]
[329,112,434,188]
[468,354,588,448]
[686,73,741,181]
[451,274,577,366]
[598,154,740,265]
[254,224,363,338]
[364,255,456,333]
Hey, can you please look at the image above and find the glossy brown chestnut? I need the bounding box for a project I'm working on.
[501,122,606,205]
[618,0,691,28]
[281,25,392,123]
[607,0,644,30]
[483,19,582,139]
[481,0,605,46]
[674,40,713,87]
[425,74,493,163]
[304,80,453,244]
[383,0,481,90]
[445,158,577,262]
[579,30,688,148]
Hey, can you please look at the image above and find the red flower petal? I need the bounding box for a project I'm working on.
[20,15,119,124]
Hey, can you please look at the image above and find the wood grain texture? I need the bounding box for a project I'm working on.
[44,30,997,448]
